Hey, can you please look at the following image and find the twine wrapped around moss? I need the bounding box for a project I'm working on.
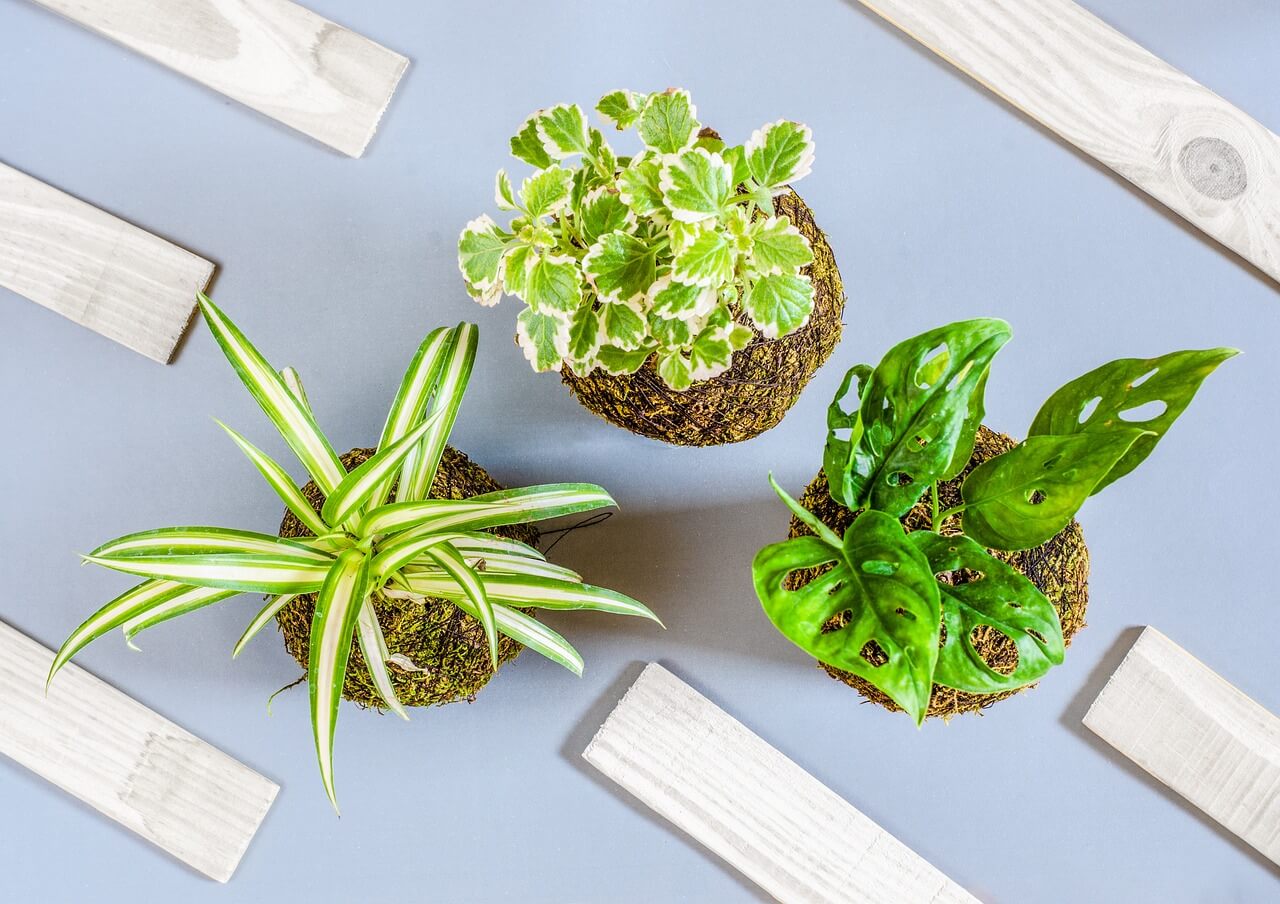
[786,426,1090,719]
[561,188,846,446]
[276,447,538,711]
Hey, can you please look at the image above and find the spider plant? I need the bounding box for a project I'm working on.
[48,294,660,811]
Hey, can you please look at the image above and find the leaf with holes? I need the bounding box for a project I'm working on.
[637,89,699,154]
[825,319,1012,516]
[909,532,1063,693]
[1028,347,1238,494]
[962,430,1150,550]
[753,511,941,724]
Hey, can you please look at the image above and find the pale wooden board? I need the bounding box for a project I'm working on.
[0,163,213,363]
[1084,626,1280,866]
[0,621,278,882]
[583,664,980,904]
[856,0,1280,285]
[31,0,409,157]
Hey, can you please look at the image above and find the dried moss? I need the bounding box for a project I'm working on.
[561,188,846,446]
[276,447,539,711]
[786,426,1090,719]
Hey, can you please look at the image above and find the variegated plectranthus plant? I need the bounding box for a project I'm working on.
[48,295,659,811]
[753,318,1236,723]
[458,88,817,390]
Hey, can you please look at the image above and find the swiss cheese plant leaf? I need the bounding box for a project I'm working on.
[423,541,499,669]
[218,422,330,537]
[198,294,345,494]
[659,148,733,224]
[516,308,570,372]
[355,600,408,720]
[753,512,941,724]
[961,430,1150,550]
[908,532,1064,694]
[822,363,872,509]
[583,232,657,304]
[744,120,815,193]
[398,324,477,503]
[511,115,553,169]
[536,104,591,159]
[596,89,641,130]
[308,548,371,812]
[824,319,1012,515]
[84,552,331,594]
[321,412,442,527]
[361,484,615,537]
[637,89,699,154]
[744,273,813,339]
[1027,347,1238,494]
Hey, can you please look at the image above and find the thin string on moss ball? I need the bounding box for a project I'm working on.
[541,510,614,556]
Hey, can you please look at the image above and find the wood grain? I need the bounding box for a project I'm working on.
[0,621,278,882]
[856,0,1280,285]
[1084,626,1280,866]
[31,0,409,157]
[0,163,213,362]
[584,664,979,904]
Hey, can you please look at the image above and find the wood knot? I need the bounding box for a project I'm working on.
[1178,137,1247,200]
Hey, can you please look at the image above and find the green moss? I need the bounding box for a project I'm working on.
[275,447,539,711]
[560,188,846,446]
[786,426,1091,720]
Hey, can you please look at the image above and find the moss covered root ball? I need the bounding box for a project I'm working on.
[276,447,538,710]
[786,426,1090,719]
[561,188,845,446]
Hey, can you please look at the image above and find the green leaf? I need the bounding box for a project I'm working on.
[423,542,499,669]
[457,215,508,297]
[767,473,843,547]
[355,600,408,720]
[637,89,699,154]
[753,511,941,724]
[537,104,591,159]
[597,343,654,375]
[516,308,570,372]
[673,228,733,288]
[417,551,581,582]
[648,311,692,348]
[743,273,813,339]
[824,319,1012,515]
[84,552,332,594]
[398,324,477,503]
[599,299,647,351]
[659,148,733,224]
[583,232,657,304]
[321,412,442,527]
[1028,348,1238,494]
[656,350,693,390]
[961,430,1150,550]
[91,526,332,561]
[232,594,296,658]
[822,363,872,511]
[647,276,715,320]
[401,572,661,623]
[745,120,815,192]
[308,548,371,812]
[198,295,345,494]
[749,216,813,275]
[523,254,583,314]
[121,585,240,647]
[566,304,601,367]
[494,169,516,210]
[279,366,311,413]
[361,484,615,538]
[909,532,1064,693]
[452,597,584,676]
[367,327,451,510]
[688,323,734,381]
[501,243,535,299]
[520,167,573,219]
[511,115,554,169]
[618,158,665,218]
[597,89,641,130]
[578,187,635,246]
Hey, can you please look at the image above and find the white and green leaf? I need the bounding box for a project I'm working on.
[510,114,554,169]
[217,422,330,536]
[637,90,699,155]
[578,187,636,246]
[92,525,333,562]
[120,585,240,648]
[520,166,573,219]
[617,157,666,218]
[494,169,517,211]
[596,89,642,130]
[232,594,296,658]
[321,412,442,527]
[659,148,733,224]
[361,484,615,538]
[582,232,656,304]
[749,216,813,275]
[745,120,815,192]
[398,323,477,503]
[743,273,813,339]
[423,542,499,669]
[673,228,734,288]
[598,298,647,351]
[537,103,591,159]
[566,304,602,369]
[402,572,660,623]
[355,600,408,720]
[656,350,694,390]
[84,552,332,594]
[516,308,570,373]
[457,215,509,297]
[597,343,655,375]
[523,254,583,315]
[647,275,716,321]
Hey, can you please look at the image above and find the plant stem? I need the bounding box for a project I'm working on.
[930,482,940,532]
[936,503,966,527]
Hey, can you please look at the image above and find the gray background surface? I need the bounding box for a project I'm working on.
[2,1,1278,901]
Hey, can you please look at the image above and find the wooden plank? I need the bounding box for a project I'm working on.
[0,621,278,882]
[1084,626,1280,866]
[583,664,979,904]
[31,0,409,157]
[0,163,213,363]
[855,0,1280,285]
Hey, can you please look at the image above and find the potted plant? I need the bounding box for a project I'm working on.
[752,318,1235,722]
[458,88,846,446]
[48,295,660,810]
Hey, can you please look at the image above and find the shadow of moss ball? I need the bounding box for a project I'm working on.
[785,426,1090,720]
[560,188,845,446]
[276,447,538,711]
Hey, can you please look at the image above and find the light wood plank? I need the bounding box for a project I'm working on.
[31,0,409,157]
[583,664,979,904]
[1084,626,1280,866]
[856,0,1280,285]
[0,163,213,363]
[0,621,278,882]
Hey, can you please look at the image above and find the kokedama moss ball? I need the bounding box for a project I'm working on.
[561,188,846,446]
[786,426,1090,719]
[277,447,539,711]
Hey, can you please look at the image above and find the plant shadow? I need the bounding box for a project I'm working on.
[1062,626,1280,878]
